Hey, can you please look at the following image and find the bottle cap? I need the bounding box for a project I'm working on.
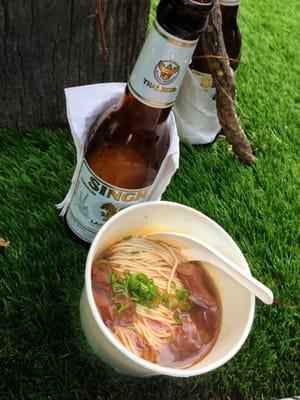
[219,0,240,5]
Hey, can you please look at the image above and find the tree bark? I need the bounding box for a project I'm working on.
[0,0,151,128]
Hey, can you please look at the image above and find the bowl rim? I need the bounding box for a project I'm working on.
[85,201,256,377]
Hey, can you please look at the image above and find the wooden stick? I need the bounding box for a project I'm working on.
[194,54,246,66]
[202,1,255,165]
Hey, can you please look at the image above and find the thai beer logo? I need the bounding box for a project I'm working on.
[154,60,180,85]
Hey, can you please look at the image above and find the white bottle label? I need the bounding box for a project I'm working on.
[66,159,150,243]
[128,20,198,109]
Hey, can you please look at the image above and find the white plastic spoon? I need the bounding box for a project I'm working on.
[145,232,273,305]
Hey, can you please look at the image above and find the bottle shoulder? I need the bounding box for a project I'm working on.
[84,92,170,189]
[90,89,171,138]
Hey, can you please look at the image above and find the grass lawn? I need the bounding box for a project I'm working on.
[1,0,299,399]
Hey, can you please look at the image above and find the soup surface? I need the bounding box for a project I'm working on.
[92,235,222,368]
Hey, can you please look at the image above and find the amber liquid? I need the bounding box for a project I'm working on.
[85,87,170,190]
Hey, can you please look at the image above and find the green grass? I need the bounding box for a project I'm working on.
[1,0,300,399]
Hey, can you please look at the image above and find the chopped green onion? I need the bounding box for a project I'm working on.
[110,273,118,285]
[175,288,189,300]
[123,235,132,241]
[116,303,128,315]
[123,272,160,308]
[175,288,191,311]
[179,300,191,311]
[110,271,191,313]
[167,295,179,310]
[173,311,181,325]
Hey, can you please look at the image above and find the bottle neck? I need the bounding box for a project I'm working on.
[191,2,241,73]
[123,86,171,129]
[157,0,214,41]
[219,0,240,5]
[123,0,214,129]
[220,0,240,28]
[221,4,239,23]
[128,19,199,111]
[221,4,241,69]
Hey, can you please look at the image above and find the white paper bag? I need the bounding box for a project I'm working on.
[56,82,180,217]
[173,68,221,145]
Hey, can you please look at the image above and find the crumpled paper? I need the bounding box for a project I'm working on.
[56,82,180,216]
[173,68,221,145]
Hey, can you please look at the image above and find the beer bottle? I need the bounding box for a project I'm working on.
[173,0,242,144]
[65,0,213,245]
[191,0,241,73]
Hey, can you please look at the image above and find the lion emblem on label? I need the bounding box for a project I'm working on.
[101,203,118,222]
[154,60,180,85]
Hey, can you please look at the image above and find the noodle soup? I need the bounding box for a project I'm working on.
[91,235,222,369]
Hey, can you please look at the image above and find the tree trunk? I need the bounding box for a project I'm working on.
[0,0,151,128]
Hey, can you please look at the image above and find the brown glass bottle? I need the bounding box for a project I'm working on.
[173,0,241,146]
[65,0,213,246]
[191,0,242,72]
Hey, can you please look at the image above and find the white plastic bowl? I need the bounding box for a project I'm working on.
[80,201,255,377]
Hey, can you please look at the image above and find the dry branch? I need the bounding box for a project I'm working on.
[202,1,256,165]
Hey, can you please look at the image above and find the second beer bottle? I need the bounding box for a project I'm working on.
[65,0,213,245]
[173,0,242,145]
[191,0,241,75]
